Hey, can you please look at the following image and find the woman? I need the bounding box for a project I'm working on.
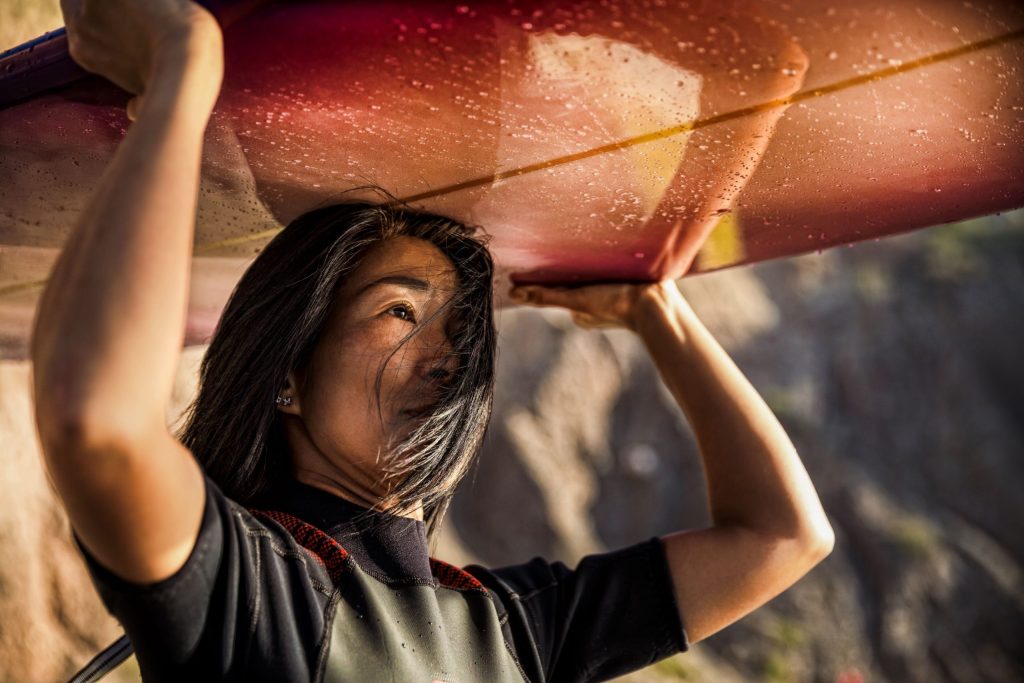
[35,1,834,681]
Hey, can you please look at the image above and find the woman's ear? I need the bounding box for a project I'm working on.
[276,369,302,416]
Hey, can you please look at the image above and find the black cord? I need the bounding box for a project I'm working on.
[68,635,133,683]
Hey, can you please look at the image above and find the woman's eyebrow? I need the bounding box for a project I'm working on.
[355,275,432,297]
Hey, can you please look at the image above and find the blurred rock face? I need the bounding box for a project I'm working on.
[0,362,115,682]
[447,216,1024,683]
[1,217,1022,683]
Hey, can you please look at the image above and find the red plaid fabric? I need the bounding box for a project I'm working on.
[429,557,488,595]
[249,509,351,584]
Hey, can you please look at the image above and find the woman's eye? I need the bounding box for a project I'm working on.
[389,304,416,323]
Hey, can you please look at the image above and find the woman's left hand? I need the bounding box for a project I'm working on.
[61,0,223,120]
[508,281,671,331]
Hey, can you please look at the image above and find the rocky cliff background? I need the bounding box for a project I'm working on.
[450,212,1024,683]
[2,2,1022,681]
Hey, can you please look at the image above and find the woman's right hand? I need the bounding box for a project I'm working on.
[61,0,223,116]
[508,279,686,333]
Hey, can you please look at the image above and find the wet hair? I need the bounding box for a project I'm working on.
[174,189,496,547]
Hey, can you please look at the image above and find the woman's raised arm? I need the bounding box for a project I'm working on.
[509,280,835,645]
[31,0,223,584]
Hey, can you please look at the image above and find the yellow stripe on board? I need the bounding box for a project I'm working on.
[194,227,281,255]
[397,26,1024,203]
[0,279,48,297]
[2,26,1021,298]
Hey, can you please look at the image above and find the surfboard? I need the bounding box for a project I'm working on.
[2,0,1022,358]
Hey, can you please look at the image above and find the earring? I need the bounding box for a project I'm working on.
[275,395,293,407]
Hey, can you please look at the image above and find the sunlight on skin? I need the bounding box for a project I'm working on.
[277,236,458,520]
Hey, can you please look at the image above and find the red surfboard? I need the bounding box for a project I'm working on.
[2,0,1022,358]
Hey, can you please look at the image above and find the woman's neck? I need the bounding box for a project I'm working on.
[293,469,425,521]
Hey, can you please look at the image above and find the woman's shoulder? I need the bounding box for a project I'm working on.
[242,503,350,588]
[196,473,340,592]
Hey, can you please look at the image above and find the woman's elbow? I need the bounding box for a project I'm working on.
[770,515,835,575]
[765,521,834,589]
[800,517,835,567]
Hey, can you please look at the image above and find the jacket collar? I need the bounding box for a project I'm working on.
[269,477,433,583]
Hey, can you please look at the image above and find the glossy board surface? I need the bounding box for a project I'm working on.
[1,0,1022,356]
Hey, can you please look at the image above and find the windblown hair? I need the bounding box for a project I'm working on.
[174,191,496,547]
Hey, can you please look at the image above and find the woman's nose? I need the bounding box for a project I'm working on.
[416,331,456,383]
[425,365,452,383]
[412,310,459,383]
[422,343,456,382]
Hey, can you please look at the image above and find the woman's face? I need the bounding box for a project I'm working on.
[278,236,460,506]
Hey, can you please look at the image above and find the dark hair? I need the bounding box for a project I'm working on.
[174,190,496,547]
